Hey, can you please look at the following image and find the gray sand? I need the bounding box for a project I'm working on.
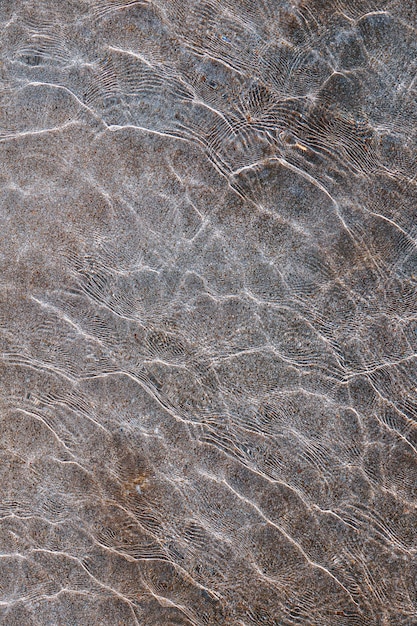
[0,1,416,624]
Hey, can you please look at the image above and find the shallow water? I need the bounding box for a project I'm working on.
[0,1,417,624]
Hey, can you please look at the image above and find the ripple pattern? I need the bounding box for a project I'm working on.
[0,1,417,624]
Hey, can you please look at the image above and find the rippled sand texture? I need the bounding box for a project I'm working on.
[1,0,417,624]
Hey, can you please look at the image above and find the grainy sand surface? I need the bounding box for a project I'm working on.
[0,1,416,624]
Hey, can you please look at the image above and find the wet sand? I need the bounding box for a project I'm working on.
[0,1,416,624]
